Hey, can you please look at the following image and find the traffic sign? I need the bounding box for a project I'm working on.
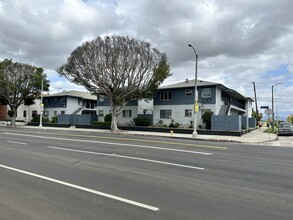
[265,108,272,115]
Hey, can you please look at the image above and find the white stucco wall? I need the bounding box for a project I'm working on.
[137,99,153,114]
[215,87,223,114]
[15,99,41,122]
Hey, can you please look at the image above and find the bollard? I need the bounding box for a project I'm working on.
[170,130,173,136]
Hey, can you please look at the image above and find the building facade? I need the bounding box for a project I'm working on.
[43,90,97,120]
[153,79,253,128]
[96,93,153,125]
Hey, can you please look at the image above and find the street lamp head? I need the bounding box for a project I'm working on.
[188,44,192,47]
[273,82,283,87]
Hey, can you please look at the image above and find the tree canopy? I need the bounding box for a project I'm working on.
[287,114,293,124]
[58,35,171,131]
[252,109,263,122]
[0,59,50,126]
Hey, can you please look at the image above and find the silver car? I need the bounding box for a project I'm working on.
[278,122,293,136]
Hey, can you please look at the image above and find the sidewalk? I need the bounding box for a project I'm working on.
[0,121,277,144]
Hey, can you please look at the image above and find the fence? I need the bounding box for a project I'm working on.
[211,115,256,131]
[58,114,97,125]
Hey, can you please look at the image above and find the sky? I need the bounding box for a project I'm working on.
[0,0,292,120]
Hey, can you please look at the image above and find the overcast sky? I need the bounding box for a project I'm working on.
[0,0,292,119]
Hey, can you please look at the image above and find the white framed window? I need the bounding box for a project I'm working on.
[23,110,27,118]
[185,109,192,117]
[160,91,172,100]
[202,88,212,98]
[54,111,57,116]
[61,111,65,115]
[122,110,132,118]
[99,94,105,103]
[98,110,104,117]
[185,89,192,96]
[160,109,172,118]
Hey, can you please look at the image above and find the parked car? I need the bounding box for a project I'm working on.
[278,122,293,136]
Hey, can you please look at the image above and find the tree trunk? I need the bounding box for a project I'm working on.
[10,107,17,127]
[111,113,119,132]
[110,102,125,132]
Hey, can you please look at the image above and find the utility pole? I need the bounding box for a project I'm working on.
[252,82,259,127]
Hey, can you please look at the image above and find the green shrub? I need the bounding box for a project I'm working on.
[104,114,112,123]
[31,115,40,122]
[92,121,111,125]
[31,115,50,123]
[133,117,150,126]
[168,119,180,128]
[202,111,213,129]
[51,115,58,123]
[8,110,15,118]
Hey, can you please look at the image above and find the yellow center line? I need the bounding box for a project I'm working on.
[10,129,227,150]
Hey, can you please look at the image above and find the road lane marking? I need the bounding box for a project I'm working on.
[5,132,213,155]
[7,141,27,145]
[0,164,159,211]
[48,146,205,170]
[5,130,227,150]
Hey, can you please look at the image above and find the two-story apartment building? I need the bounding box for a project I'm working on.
[43,90,97,120]
[96,93,153,125]
[153,79,253,128]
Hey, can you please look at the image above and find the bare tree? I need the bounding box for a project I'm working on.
[58,35,171,132]
[0,59,50,126]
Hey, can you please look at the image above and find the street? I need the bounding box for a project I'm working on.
[0,126,292,220]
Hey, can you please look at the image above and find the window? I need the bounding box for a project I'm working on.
[160,109,172,118]
[54,111,57,116]
[202,88,212,98]
[99,95,105,103]
[44,111,49,117]
[23,110,27,118]
[61,97,66,104]
[32,110,37,117]
[122,110,132,118]
[185,89,192,96]
[98,110,104,117]
[185,109,192,117]
[61,111,65,115]
[160,91,172,100]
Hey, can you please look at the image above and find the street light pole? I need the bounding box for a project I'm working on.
[188,44,198,137]
[271,82,282,130]
[39,76,44,127]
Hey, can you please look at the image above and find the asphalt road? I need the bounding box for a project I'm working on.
[0,127,292,220]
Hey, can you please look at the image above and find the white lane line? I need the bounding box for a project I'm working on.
[48,146,205,171]
[5,132,212,155]
[7,141,27,145]
[0,164,159,211]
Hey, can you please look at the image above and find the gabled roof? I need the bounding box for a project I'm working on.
[160,79,219,89]
[43,90,97,100]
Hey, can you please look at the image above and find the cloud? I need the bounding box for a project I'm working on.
[0,0,293,119]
